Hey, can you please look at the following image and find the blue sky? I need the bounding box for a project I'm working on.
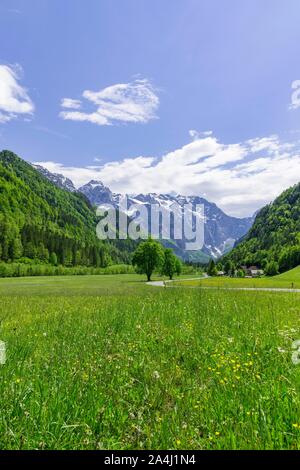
[1,0,300,216]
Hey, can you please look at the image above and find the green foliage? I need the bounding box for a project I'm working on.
[0,150,135,268]
[264,260,279,277]
[132,238,165,281]
[207,259,218,276]
[236,269,245,278]
[175,258,182,276]
[224,182,300,272]
[10,237,23,259]
[278,246,300,273]
[160,248,182,280]
[49,252,58,266]
[224,260,235,276]
[0,262,135,278]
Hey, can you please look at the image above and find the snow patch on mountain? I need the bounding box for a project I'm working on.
[35,165,255,260]
[33,164,76,192]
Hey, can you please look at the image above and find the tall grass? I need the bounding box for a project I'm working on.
[0,280,299,449]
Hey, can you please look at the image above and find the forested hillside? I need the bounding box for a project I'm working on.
[0,150,135,267]
[224,182,300,272]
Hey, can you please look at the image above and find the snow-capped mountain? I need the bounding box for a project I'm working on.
[78,180,254,261]
[33,164,76,192]
[35,168,254,261]
[78,180,118,205]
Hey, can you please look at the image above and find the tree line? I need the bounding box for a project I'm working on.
[0,150,135,269]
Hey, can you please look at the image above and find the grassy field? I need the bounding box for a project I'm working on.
[0,273,300,449]
[173,266,300,289]
[0,273,145,297]
[0,273,200,297]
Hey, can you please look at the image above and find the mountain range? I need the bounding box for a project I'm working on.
[35,166,255,261]
[2,151,299,270]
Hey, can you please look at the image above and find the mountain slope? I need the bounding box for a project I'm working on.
[79,180,117,204]
[78,180,254,261]
[33,164,77,192]
[224,182,300,271]
[0,150,134,266]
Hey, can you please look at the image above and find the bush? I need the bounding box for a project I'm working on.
[237,269,245,278]
[0,263,135,278]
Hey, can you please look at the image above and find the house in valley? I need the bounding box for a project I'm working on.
[241,265,264,278]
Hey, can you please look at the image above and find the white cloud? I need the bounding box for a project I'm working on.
[61,98,82,109]
[35,132,300,218]
[59,79,159,126]
[290,80,300,110]
[247,135,281,153]
[0,64,34,123]
[189,129,213,140]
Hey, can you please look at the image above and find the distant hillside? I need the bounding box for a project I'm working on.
[274,265,300,282]
[224,182,300,272]
[0,150,135,266]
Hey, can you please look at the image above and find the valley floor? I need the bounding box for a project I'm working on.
[0,274,299,450]
[172,266,300,290]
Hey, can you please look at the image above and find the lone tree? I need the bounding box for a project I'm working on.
[132,238,164,281]
[161,248,181,280]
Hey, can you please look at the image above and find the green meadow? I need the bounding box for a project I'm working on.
[174,266,300,289]
[0,273,300,450]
